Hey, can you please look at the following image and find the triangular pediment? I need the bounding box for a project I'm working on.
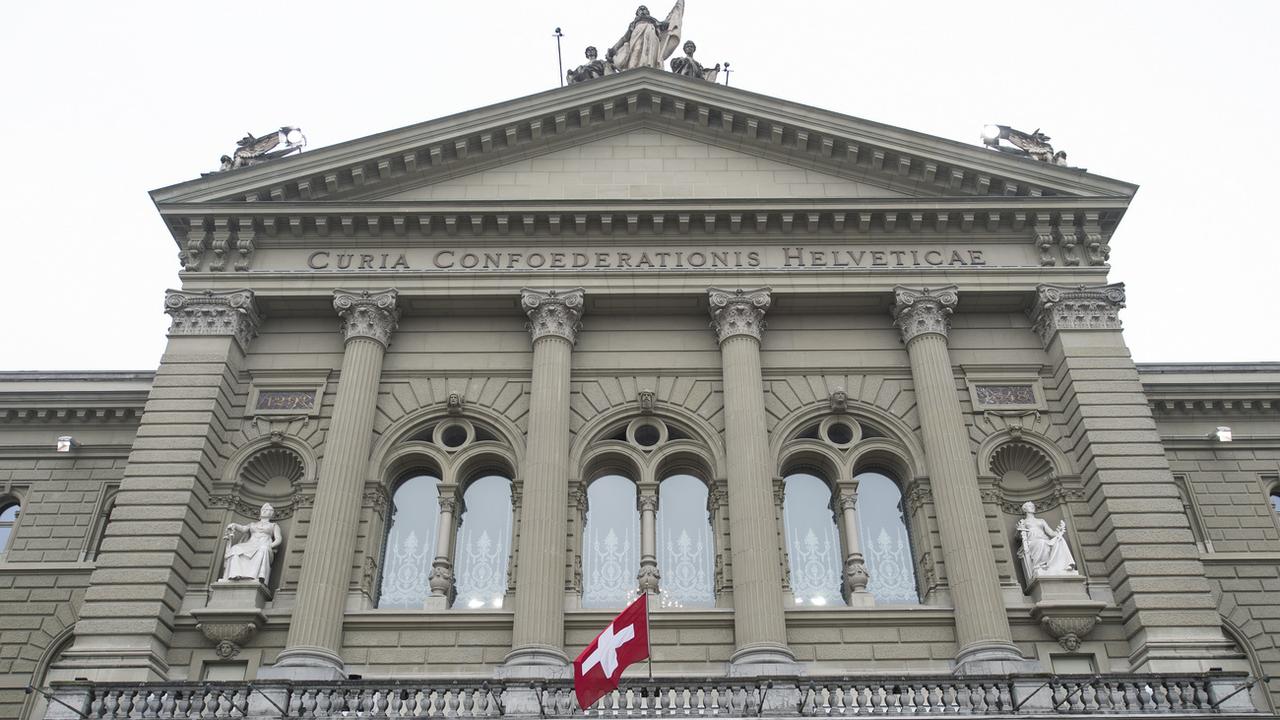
[152,69,1136,207]
[378,128,910,202]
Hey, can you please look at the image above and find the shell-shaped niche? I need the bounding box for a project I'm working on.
[239,447,305,501]
[989,441,1055,492]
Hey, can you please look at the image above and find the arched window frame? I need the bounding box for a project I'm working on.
[0,492,25,559]
[1173,473,1213,553]
[1264,475,1280,539]
[572,413,723,609]
[369,414,520,612]
[775,408,927,608]
[81,484,120,562]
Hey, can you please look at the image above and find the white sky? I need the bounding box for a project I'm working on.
[2,1,1277,370]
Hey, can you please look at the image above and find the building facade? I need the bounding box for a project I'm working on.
[1,70,1277,718]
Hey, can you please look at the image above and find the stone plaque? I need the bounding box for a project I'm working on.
[255,390,316,412]
[974,384,1037,407]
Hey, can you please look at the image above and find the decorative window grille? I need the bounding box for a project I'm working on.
[657,474,715,608]
[378,475,440,609]
[783,473,844,607]
[582,475,639,608]
[856,472,920,604]
[452,475,513,609]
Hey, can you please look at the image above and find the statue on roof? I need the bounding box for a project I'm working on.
[217,126,307,172]
[670,40,720,82]
[606,1,684,73]
[981,125,1069,166]
[567,46,607,85]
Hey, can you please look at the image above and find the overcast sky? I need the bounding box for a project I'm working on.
[2,1,1277,371]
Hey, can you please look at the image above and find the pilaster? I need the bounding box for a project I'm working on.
[891,286,1025,672]
[504,288,584,672]
[267,289,399,679]
[1030,283,1235,671]
[55,290,261,682]
[708,288,796,669]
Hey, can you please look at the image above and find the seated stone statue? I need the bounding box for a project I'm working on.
[567,46,606,85]
[220,503,283,584]
[1016,501,1078,581]
[670,41,719,82]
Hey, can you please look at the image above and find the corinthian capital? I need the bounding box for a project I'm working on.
[891,286,958,344]
[1029,283,1126,346]
[708,287,771,343]
[521,288,585,344]
[164,289,261,351]
[334,289,400,347]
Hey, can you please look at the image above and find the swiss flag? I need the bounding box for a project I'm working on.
[573,593,650,709]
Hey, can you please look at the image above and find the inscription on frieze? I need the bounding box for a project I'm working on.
[255,390,317,412]
[974,384,1037,407]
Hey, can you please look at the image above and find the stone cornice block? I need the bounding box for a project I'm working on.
[891,285,958,344]
[163,289,261,351]
[520,287,585,344]
[333,289,400,347]
[707,287,771,343]
[1029,282,1125,347]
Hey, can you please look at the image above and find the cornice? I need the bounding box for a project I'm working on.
[152,70,1135,207]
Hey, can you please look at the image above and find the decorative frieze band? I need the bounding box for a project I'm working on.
[163,289,261,351]
[1029,283,1126,346]
[707,287,771,343]
[521,288,586,344]
[333,289,400,347]
[891,286,958,344]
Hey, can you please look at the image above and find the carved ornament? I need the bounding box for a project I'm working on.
[637,495,660,513]
[638,390,657,415]
[1029,283,1126,346]
[521,288,586,344]
[637,565,661,593]
[829,387,849,414]
[164,289,261,351]
[446,392,465,416]
[334,289,400,347]
[707,287,771,343]
[363,485,392,520]
[843,554,869,594]
[891,286,958,344]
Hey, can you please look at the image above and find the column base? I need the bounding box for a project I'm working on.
[952,641,1039,676]
[729,642,798,673]
[500,644,570,676]
[258,645,347,681]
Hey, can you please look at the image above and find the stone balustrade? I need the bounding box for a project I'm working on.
[49,672,1260,719]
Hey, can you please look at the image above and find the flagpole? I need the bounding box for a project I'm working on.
[645,591,654,682]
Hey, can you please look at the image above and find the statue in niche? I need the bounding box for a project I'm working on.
[1016,501,1078,581]
[670,41,720,82]
[567,46,607,85]
[220,503,284,584]
[607,1,684,73]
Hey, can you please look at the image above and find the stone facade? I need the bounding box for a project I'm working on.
[0,71,1275,717]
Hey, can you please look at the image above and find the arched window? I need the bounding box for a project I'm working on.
[855,471,919,604]
[582,474,639,608]
[88,496,117,561]
[378,474,440,609]
[452,475,513,609]
[657,474,715,608]
[1271,488,1280,514]
[0,499,19,556]
[783,473,843,607]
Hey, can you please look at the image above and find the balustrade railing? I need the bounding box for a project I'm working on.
[56,672,1258,719]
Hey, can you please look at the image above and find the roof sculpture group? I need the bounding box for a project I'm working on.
[211,127,307,174]
[566,0,720,85]
[981,125,1071,167]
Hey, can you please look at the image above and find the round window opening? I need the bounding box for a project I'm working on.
[441,424,469,448]
[826,422,855,445]
[634,424,662,447]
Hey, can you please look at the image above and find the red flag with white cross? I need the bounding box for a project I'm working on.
[573,593,650,709]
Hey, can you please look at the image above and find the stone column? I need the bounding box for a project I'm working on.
[708,288,795,668]
[426,494,459,609]
[505,288,584,670]
[1030,284,1234,671]
[270,289,399,679]
[835,485,872,605]
[637,490,660,595]
[56,290,260,683]
[891,286,1022,670]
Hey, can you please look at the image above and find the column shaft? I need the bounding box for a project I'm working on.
[892,286,1019,668]
[709,288,794,667]
[507,288,583,669]
[281,337,386,667]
